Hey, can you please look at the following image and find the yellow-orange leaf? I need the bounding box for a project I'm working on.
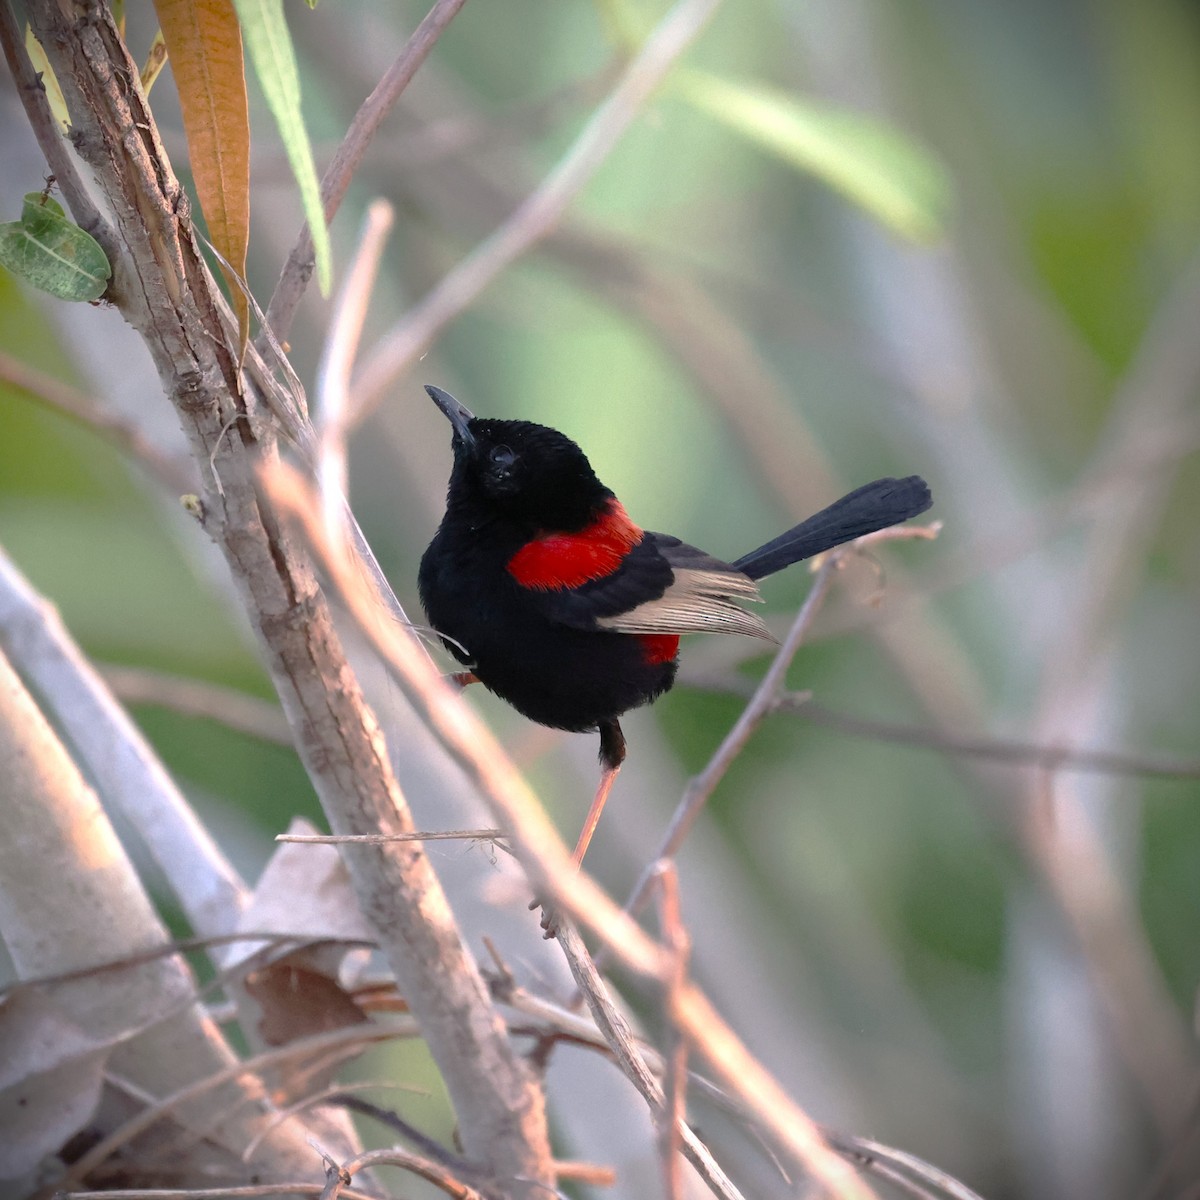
[152,0,251,355]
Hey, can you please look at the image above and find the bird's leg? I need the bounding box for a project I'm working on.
[534,720,627,938]
[570,719,626,867]
[449,671,479,687]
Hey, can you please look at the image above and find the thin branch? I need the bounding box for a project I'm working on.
[263,0,472,344]
[0,349,194,492]
[58,1188,380,1200]
[320,1146,484,1200]
[316,198,394,535]
[554,921,746,1200]
[611,523,939,931]
[99,663,294,745]
[653,862,691,1200]
[278,829,507,847]
[0,0,109,238]
[348,0,725,422]
[0,547,250,941]
[678,681,1200,782]
[56,1020,421,1190]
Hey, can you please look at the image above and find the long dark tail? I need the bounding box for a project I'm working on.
[732,476,932,581]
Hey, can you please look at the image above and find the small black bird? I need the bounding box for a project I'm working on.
[419,385,932,864]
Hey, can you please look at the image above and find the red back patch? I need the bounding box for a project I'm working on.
[507,499,642,590]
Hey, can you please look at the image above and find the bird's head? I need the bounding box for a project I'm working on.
[425,384,612,531]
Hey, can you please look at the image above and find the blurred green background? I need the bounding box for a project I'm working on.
[3,0,1199,1196]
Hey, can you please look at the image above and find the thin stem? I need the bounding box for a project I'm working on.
[0,350,193,492]
[0,0,109,238]
[262,0,472,344]
[348,0,725,423]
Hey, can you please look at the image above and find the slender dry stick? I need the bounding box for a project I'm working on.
[99,663,294,745]
[498,985,987,1200]
[348,0,725,422]
[653,862,692,1200]
[677,681,1200,782]
[279,830,505,846]
[265,461,875,1198]
[0,2,109,238]
[618,558,835,929]
[17,3,553,1190]
[0,350,195,492]
[0,546,250,941]
[320,1147,483,1200]
[316,199,394,535]
[59,1189,380,1200]
[263,0,472,344]
[554,921,747,1200]
[613,524,938,931]
[790,700,1200,781]
[57,1020,421,1190]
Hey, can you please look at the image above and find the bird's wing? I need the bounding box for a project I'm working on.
[509,530,774,641]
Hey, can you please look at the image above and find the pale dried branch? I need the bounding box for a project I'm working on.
[348,0,726,422]
[0,2,108,237]
[652,863,691,1200]
[554,921,745,1200]
[56,1019,421,1190]
[263,0,472,344]
[316,198,394,534]
[618,523,938,931]
[99,664,294,745]
[0,547,249,941]
[278,830,507,847]
[0,350,194,492]
[58,1187,379,1200]
[320,1146,484,1200]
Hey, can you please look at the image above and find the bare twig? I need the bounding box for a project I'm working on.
[554,921,746,1200]
[58,1188,380,1200]
[0,350,194,492]
[0,547,250,941]
[320,1146,484,1200]
[653,862,692,1200]
[0,1,109,238]
[263,0,472,344]
[611,523,939,932]
[99,663,294,745]
[676,682,1200,782]
[316,199,394,534]
[348,0,725,422]
[278,829,507,847]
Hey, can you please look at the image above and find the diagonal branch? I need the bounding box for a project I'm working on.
[348,0,726,423]
[262,0,472,345]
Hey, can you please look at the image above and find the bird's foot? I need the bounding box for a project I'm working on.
[528,894,561,939]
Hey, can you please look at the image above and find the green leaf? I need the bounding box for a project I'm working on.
[231,0,331,293]
[677,71,951,243]
[0,193,111,302]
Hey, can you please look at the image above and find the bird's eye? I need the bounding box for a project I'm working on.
[489,445,516,469]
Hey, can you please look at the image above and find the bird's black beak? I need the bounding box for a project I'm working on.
[425,384,476,449]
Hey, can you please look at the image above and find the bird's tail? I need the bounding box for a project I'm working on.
[732,476,932,581]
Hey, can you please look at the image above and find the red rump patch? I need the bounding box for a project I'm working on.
[507,499,642,590]
[637,634,680,665]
